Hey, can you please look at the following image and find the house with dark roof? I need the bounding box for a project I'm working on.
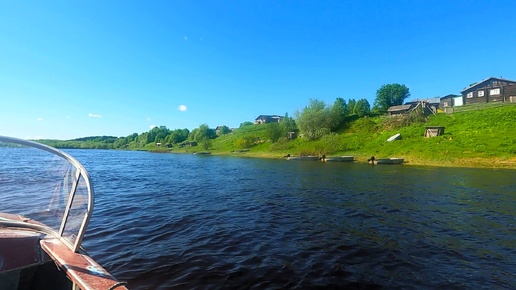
[215,126,232,135]
[439,94,462,109]
[405,97,440,112]
[461,77,516,105]
[254,115,283,124]
[387,104,414,116]
[387,99,439,116]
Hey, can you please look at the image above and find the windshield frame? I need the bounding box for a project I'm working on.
[0,136,94,253]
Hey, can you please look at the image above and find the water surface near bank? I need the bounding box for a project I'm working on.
[4,148,515,289]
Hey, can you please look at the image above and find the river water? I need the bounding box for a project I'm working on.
[2,149,515,289]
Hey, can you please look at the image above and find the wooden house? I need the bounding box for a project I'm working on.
[388,100,438,116]
[254,115,283,124]
[461,77,516,105]
[406,97,440,113]
[179,141,197,148]
[440,94,459,109]
[215,126,232,135]
[387,104,414,116]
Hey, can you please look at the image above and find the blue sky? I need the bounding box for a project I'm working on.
[1,0,515,140]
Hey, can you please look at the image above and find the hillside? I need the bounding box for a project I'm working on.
[207,104,516,169]
[37,104,516,169]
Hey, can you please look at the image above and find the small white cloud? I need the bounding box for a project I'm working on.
[178,105,187,112]
[37,118,44,121]
[150,125,156,129]
[88,113,102,118]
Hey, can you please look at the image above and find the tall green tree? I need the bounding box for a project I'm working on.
[217,125,231,135]
[201,138,211,150]
[354,98,371,117]
[330,97,348,131]
[188,128,198,141]
[192,124,216,142]
[239,121,253,128]
[266,122,283,142]
[373,83,410,113]
[295,99,331,141]
[266,113,297,143]
[279,113,297,133]
[347,99,357,115]
[165,128,190,144]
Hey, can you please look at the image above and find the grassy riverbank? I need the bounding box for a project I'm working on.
[169,104,516,169]
[37,103,516,169]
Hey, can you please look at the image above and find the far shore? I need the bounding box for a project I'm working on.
[147,148,516,170]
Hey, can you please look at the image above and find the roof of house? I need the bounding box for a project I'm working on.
[406,97,440,104]
[387,104,413,112]
[440,94,459,100]
[255,115,282,120]
[461,77,516,93]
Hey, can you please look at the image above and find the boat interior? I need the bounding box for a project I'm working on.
[0,136,127,290]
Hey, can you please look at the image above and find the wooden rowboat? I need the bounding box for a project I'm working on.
[375,158,404,164]
[285,156,320,161]
[321,156,355,162]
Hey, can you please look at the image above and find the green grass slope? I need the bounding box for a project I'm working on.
[210,104,516,168]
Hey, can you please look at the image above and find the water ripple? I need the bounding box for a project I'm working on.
[6,149,513,289]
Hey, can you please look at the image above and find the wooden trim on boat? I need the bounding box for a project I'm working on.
[40,239,128,290]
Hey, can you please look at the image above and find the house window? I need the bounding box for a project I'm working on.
[467,92,473,98]
[490,88,501,95]
[478,90,484,97]
[443,101,448,107]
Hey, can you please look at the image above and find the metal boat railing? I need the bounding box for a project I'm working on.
[0,136,94,253]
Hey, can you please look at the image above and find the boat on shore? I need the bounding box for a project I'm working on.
[193,151,211,155]
[0,136,128,290]
[375,157,404,164]
[387,133,401,142]
[284,155,355,162]
[321,156,355,162]
[285,155,320,161]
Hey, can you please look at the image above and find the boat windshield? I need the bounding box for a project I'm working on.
[0,136,93,252]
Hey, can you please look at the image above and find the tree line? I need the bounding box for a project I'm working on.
[40,83,410,149]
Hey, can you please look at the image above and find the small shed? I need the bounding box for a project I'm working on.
[439,94,458,109]
[425,126,445,137]
[387,104,414,116]
[287,131,297,140]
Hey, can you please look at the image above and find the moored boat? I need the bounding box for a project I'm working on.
[0,136,128,290]
[193,151,211,155]
[321,156,355,162]
[375,157,404,164]
[285,155,320,161]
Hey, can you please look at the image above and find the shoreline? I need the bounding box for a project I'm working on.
[150,148,516,170]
